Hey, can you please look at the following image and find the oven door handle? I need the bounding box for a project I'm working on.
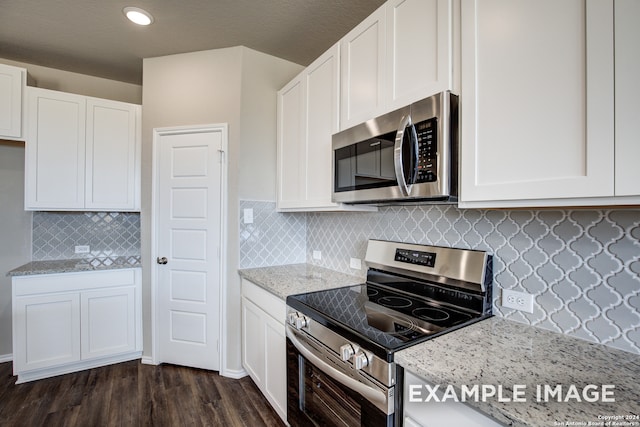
[286,327,388,408]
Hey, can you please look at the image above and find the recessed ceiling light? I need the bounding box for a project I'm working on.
[123,7,154,26]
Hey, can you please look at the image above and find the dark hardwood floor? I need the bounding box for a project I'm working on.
[0,360,286,427]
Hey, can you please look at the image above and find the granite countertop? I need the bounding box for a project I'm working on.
[396,317,640,427]
[7,256,142,276]
[238,263,363,300]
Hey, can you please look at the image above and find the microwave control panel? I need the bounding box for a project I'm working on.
[415,117,438,183]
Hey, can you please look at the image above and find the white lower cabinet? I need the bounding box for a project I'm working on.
[241,279,287,423]
[12,268,142,383]
[404,370,504,427]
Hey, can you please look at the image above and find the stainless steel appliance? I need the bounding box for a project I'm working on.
[286,240,493,427]
[332,92,458,205]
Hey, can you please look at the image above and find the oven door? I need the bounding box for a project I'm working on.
[286,327,395,427]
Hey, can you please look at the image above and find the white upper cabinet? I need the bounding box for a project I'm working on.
[459,0,618,207]
[340,5,387,130]
[277,75,306,208]
[386,0,457,110]
[0,63,26,140]
[85,98,140,210]
[614,0,640,197]
[277,43,376,212]
[340,0,458,130]
[26,88,86,209]
[25,87,141,211]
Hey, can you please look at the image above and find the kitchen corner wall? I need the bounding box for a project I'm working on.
[237,200,640,356]
[239,200,306,268]
[142,48,303,373]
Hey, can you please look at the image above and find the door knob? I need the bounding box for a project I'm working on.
[157,256,168,265]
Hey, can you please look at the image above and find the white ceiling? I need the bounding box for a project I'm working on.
[0,0,386,85]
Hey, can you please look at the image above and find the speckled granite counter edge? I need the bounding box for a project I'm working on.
[396,317,640,427]
[238,263,363,300]
[8,256,142,277]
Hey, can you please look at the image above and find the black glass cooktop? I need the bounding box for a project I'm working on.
[287,275,490,361]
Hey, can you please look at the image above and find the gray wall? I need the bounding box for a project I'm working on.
[0,142,31,358]
[142,47,302,373]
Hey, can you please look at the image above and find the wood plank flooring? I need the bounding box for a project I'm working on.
[0,360,286,427]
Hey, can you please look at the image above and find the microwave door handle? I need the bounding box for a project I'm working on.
[394,114,417,196]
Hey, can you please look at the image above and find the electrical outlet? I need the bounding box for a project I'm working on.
[349,257,362,270]
[243,208,253,224]
[502,289,534,313]
[313,250,322,260]
[75,245,90,254]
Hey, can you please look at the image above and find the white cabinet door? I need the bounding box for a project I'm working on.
[0,64,25,139]
[277,44,376,212]
[614,0,640,196]
[340,4,386,130]
[241,279,287,423]
[242,296,266,386]
[277,77,306,208]
[25,87,86,209]
[459,0,615,206]
[264,312,287,421]
[13,293,81,372]
[86,98,140,210]
[386,0,456,110]
[81,286,136,360]
[304,43,340,208]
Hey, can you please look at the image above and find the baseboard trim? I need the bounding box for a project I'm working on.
[221,367,247,379]
[0,353,12,363]
[140,356,156,365]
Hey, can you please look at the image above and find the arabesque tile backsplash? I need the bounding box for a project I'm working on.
[239,200,640,355]
[32,212,140,260]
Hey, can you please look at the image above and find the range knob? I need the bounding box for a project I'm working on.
[295,315,309,330]
[339,344,355,362]
[287,312,299,326]
[353,352,369,370]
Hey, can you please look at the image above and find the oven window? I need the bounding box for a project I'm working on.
[287,339,392,427]
[301,360,361,427]
[334,130,397,193]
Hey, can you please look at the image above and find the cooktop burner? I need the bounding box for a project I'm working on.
[377,296,412,308]
[412,307,450,322]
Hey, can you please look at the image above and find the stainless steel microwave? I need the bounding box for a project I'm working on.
[332,91,458,204]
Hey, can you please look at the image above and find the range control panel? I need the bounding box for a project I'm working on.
[394,248,436,268]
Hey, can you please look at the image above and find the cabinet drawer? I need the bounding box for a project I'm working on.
[241,279,286,324]
[13,269,137,296]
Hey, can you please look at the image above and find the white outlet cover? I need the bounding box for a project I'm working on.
[502,289,534,313]
[243,208,254,224]
[75,245,90,254]
[313,250,322,260]
[349,257,362,270]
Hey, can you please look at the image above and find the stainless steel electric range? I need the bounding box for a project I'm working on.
[285,239,493,427]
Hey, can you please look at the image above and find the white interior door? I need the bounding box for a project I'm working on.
[154,125,226,371]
